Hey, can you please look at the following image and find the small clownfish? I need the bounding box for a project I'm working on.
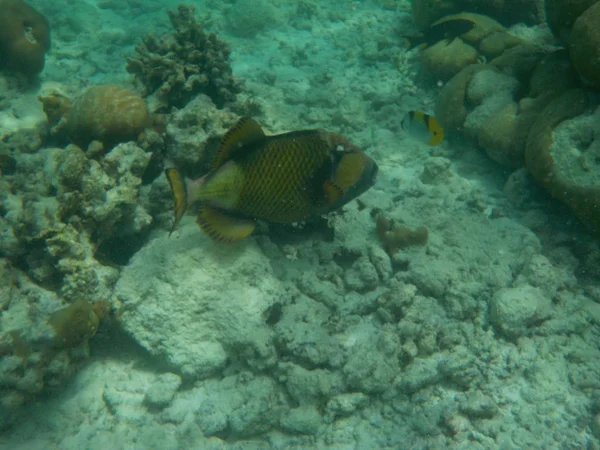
[401,110,445,146]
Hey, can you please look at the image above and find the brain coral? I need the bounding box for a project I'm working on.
[40,85,150,149]
[0,0,50,76]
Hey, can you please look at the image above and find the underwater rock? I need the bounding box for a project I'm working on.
[40,85,150,150]
[525,89,600,231]
[144,372,182,409]
[568,1,600,91]
[126,4,242,112]
[490,285,553,339]
[280,405,323,435]
[114,222,281,378]
[0,0,50,76]
[412,0,542,29]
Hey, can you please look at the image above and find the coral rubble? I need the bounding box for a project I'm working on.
[126,4,242,112]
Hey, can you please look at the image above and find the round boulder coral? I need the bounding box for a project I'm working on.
[0,0,50,76]
[525,89,600,231]
[40,85,150,149]
[435,49,578,168]
[568,1,600,91]
[419,13,521,82]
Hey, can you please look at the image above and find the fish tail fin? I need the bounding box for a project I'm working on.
[165,168,188,235]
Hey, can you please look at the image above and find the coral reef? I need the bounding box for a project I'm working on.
[2,2,600,448]
[412,0,543,29]
[430,1,600,231]
[0,118,155,426]
[0,261,110,429]
[0,0,50,76]
[39,85,150,150]
[419,13,522,81]
[0,139,152,301]
[435,46,577,167]
[126,4,242,112]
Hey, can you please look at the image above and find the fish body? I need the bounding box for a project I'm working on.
[166,118,378,242]
[407,17,476,50]
[401,110,444,146]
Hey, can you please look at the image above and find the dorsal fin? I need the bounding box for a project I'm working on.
[212,118,266,170]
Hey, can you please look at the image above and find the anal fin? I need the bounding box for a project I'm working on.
[197,205,256,243]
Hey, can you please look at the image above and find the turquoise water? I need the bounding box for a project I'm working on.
[1,1,600,449]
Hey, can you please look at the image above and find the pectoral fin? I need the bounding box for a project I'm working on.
[322,180,344,206]
[196,205,256,243]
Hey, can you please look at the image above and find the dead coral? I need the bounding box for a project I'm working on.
[375,214,429,256]
[126,4,242,112]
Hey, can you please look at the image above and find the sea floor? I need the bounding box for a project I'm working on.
[2,1,600,449]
